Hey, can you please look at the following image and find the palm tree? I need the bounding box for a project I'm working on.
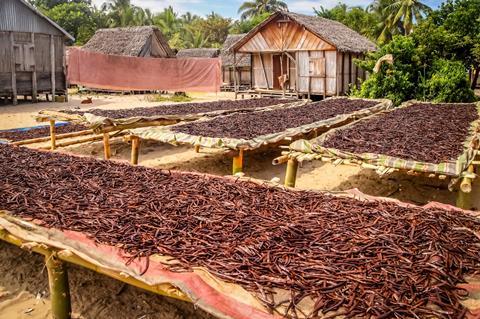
[184,28,210,48]
[385,0,431,35]
[238,0,288,20]
[134,8,154,26]
[153,6,181,38]
[368,0,399,43]
[181,12,200,25]
[103,0,141,27]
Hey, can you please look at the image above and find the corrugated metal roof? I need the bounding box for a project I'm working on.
[0,0,74,41]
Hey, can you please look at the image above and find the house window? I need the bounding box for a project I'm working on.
[309,57,325,77]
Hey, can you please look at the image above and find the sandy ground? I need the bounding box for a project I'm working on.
[1,92,479,318]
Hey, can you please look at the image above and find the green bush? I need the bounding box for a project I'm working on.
[422,59,476,102]
[352,36,421,105]
[352,35,477,105]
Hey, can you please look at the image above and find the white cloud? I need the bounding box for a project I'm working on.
[92,0,203,15]
[287,0,372,13]
[91,0,374,18]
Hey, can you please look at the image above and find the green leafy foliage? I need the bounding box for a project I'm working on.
[230,13,270,34]
[237,0,288,20]
[422,59,476,102]
[352,36,419,105]
[44,2,97,45]
[353,35,476,104]
[314,4,380,41]
[415,0,480,88]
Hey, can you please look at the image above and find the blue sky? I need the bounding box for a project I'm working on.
[92,0,444,19]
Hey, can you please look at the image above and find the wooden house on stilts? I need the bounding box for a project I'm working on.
[229,12,377,98]
[0,0,74,105]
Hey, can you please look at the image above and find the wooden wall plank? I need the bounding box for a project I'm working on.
[237,17,335,53]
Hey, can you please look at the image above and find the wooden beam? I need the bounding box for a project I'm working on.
[250,54,253,88]
[103,133,111,160]
[259,53,269,89]
[10,32,17,105]
[284,52,296,63]
[295,52,300,97]
[31,33,37,103]
[131,136,140,165]
[348,53,352,91]
[49,120,56,150]
[307,51,311,100]
[341,52,345,95]
[355,54,359,88]
[233,52,238,100]
[280,53,285,97]
[63,43,68,102]
[13,129,95,146]
[50,35,56,101]
[232,149,244,175]
[323,51,327,99]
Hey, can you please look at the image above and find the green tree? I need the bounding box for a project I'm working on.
[193,12,231,47]
[314,4,380,40]
[230,12,270,34]
[413,0,480,88]
[353,36,420,105]
[353,35,476,104]
[29,0,91,9]
[43,2,96,44]
[102,0,145,27]
[153,6,181,38]
[183,28,210,48]
[422,59,475,102]
[385,0,431,35]
[238,0,288,20]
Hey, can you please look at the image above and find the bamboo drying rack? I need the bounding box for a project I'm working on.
[0,222,191,319]
[124,98,392,175]
[2,171,479,319]
[31,112,184,157]
[274,150,480,210]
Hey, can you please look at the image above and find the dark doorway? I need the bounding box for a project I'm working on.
[272,54,288,90]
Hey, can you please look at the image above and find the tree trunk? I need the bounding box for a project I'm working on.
[471,67,479,90]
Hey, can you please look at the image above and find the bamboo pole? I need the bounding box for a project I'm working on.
[0,229,190,303]
[131,136,140,165]
[456,190,472,210]
[232,149,244,175]
[37,133,125,150]
[103,133,111,160]
[460,165,475,193]
[45,252,71,319]
[272,155,289,165]
[13,129,94,146]
[49,120,56,150]
[285,158,298,188]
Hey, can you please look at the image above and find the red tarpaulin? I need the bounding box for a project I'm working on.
[67,48,221,92]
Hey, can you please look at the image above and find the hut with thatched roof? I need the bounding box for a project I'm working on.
[230,12,377,98]
[0,0,74,105]
[221,34,252,89]
[83,26,175,58]
[176,48,220,58]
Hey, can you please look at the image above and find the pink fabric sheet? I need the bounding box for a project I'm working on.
[67,48,221,92]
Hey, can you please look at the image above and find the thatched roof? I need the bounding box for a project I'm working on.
[221,34,251,68]
[232,12,377,54]
[83,26,175,58]
[176,48,220,58]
